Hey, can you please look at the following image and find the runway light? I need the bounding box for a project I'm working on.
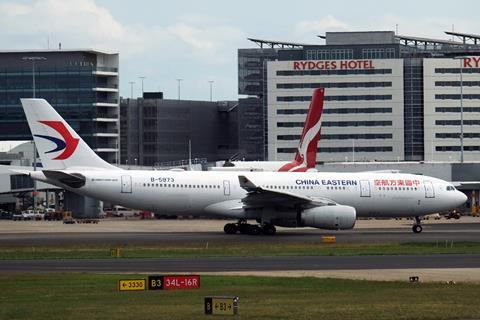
[322,236,336,244]
[110,248,121,258]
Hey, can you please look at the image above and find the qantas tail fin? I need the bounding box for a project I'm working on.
[20,98,119,170]
[278,88,324,172]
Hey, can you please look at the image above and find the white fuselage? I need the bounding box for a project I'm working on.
[37,170,466,221]
[210,161,293,172]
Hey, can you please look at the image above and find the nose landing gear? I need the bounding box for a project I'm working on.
[412,216,423,233]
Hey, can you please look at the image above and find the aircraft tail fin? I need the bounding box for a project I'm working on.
[20,98,119,171]
[278,88,324,172]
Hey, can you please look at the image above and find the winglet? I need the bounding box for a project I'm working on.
[238,175,259,191]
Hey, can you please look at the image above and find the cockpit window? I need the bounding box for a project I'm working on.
[446,185,455,191]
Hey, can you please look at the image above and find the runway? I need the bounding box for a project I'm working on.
[0,222,479,246]
[1,220,479,278]
[1,254,479,273]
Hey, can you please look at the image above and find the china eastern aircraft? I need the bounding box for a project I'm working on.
[212,88,324,172]
[17,94,466,235]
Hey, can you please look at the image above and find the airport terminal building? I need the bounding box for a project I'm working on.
[239,31,480,162]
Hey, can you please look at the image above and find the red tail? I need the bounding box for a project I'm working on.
[278,88,324,172]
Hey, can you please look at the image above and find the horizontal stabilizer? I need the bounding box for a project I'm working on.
[43,170,86,188]
[8,168,32,176]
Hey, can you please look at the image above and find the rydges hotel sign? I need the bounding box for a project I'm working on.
[292,60,374,70]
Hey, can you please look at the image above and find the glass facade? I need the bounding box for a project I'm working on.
[238,48,279,160]
[403,58,424,161]
[0,51,119,163]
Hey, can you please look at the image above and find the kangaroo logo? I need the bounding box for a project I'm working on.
[278,88,324,172]
[34,121,80,160]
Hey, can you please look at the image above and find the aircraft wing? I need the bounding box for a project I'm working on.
[238,175,336,209]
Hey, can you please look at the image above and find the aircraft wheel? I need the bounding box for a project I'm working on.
[262,224,276,235]
[224,223,238,234]
[247,225,261,235]
[238,223,249,234]
[412,224,423,233]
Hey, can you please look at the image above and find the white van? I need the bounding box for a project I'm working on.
[109,206,139,217]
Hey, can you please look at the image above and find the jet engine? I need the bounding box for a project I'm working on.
[301,205,356,230]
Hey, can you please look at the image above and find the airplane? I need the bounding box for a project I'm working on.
[17,94,467,235]
[211,88,324,172]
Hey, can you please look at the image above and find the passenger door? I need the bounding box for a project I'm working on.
[424,180,435,198]
[121,175,132,193]
[223,180,231,196]
[360,180,371,197]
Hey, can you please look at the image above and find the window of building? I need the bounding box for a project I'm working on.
[436,120,480,125]
[436,145,480,152]
[277,107,392,115]
[435,94,480,100]
[278,134,391,141]
[435,81,480,87]
[435,68,480,74]
[362,48,396,59]
[277,120,392,128]
[436,107,480,113]
[277,81,392,89]
[277,95,392,102]
[277,146,393,153]
[436,132,480,139]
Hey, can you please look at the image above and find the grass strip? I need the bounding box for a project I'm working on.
[0,241,479,260]
[0,273,479,320]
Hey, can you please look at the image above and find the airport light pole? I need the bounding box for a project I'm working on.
[138,76,146,97]
[176,78,183,100]
[453,56,465,163]
[22,56,46,98]
[208,80,214,101]
[352,140,355,163]
[22,56,46,213]
[129,81,135,99]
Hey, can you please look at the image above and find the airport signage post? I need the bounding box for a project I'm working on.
[148,275,200,290]
[118,279,146,291]
[204,296,239,316]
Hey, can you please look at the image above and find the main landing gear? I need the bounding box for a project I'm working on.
[412,216,423,234]
[223,220,276,235]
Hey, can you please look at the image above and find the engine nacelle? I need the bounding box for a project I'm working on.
[301,205,356,230]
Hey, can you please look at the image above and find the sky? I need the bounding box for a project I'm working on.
[2,0,480,101]
[1,0,479,151]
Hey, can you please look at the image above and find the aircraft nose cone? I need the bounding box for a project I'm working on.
[457,191,468,206]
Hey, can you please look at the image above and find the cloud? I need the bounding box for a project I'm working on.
[0,0,122,41]
[295,15,349,35]
[0,0,248,99]
[0,0,246,64]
